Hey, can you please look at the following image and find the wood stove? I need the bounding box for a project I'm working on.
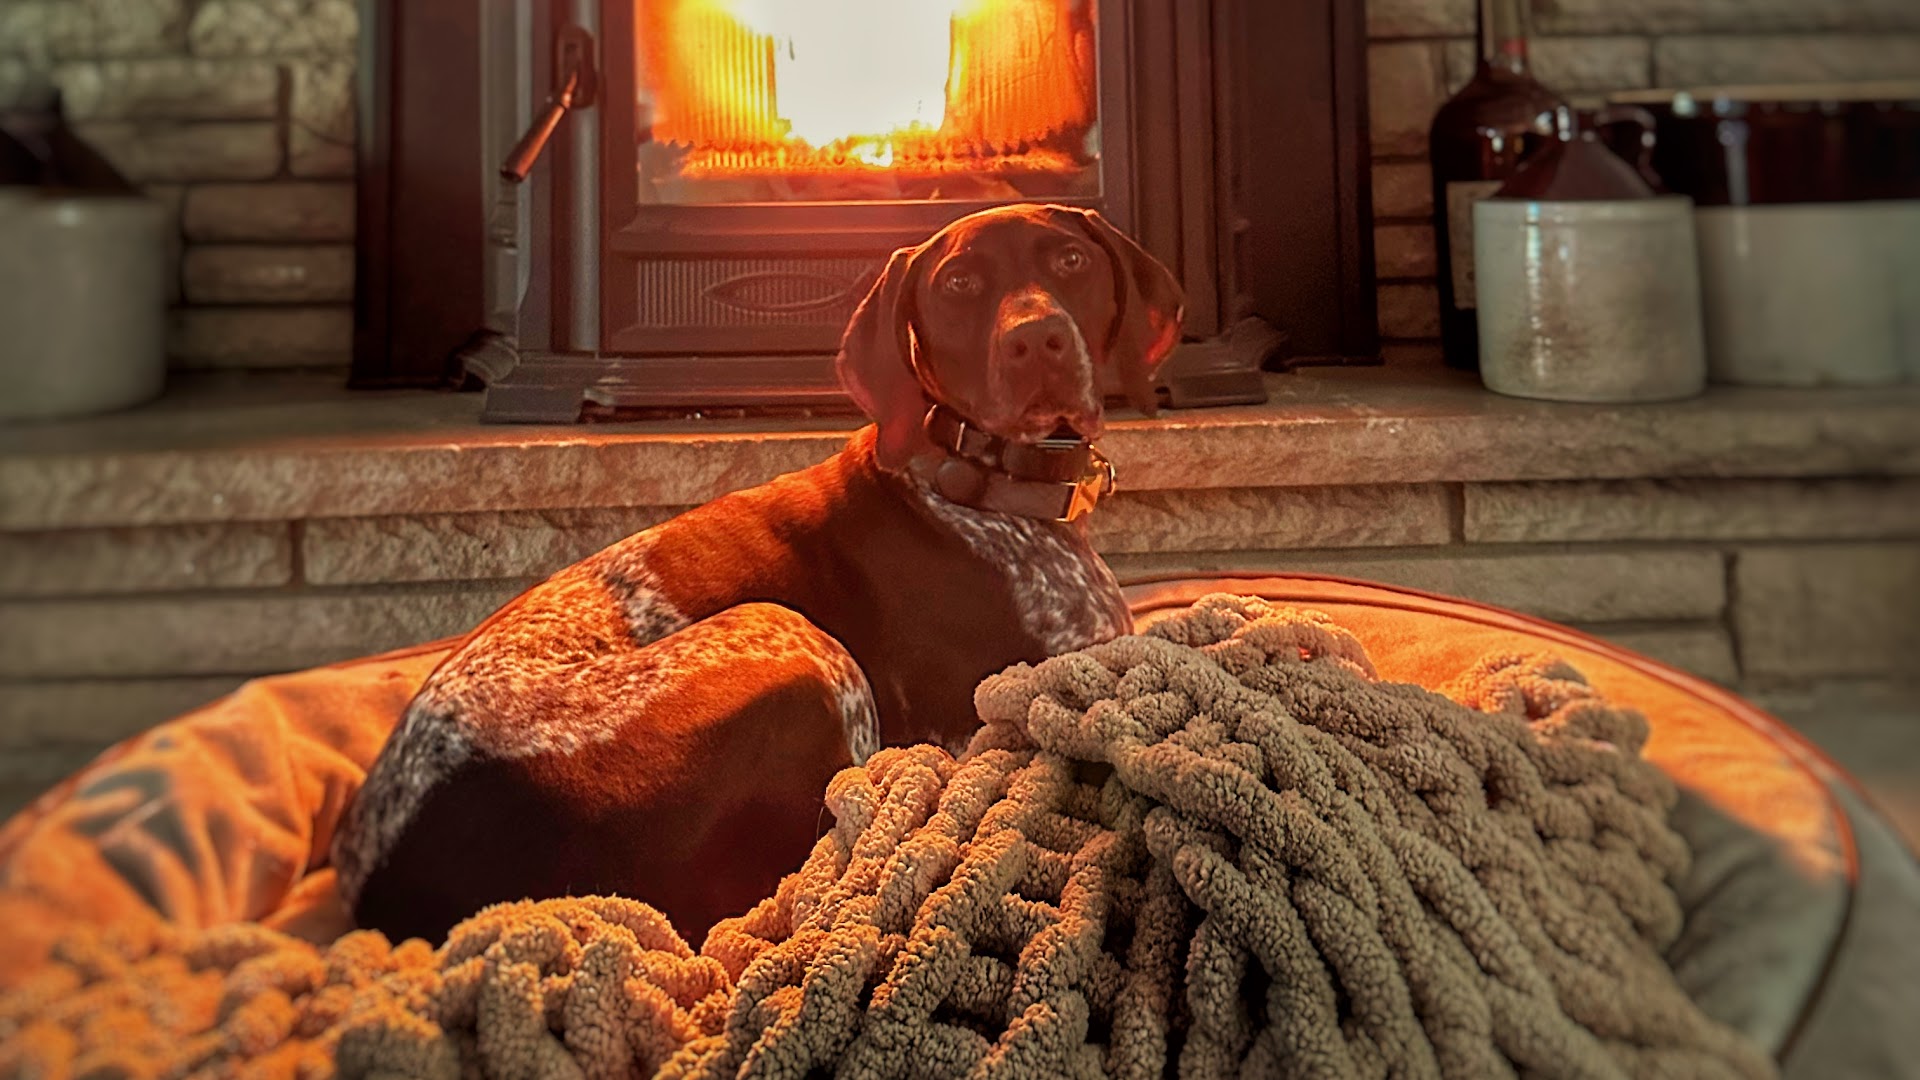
[353,0,1377,422]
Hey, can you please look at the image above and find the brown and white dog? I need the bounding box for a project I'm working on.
[330,204,1185,943]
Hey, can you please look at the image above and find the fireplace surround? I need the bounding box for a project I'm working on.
[352,0,1376,421]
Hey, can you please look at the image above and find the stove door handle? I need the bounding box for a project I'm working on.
[501,25,597,184]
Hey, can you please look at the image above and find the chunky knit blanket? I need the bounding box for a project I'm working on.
[0,596,1774,1080]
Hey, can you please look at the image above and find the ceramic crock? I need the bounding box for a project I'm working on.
[0,191,169,421]
[1475,195,1708,403]
[1612,81,1920,387]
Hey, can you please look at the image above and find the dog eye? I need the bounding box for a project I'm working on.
[939,268,985,297]
[1051,246,1091,276]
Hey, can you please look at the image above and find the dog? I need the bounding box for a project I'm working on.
[329,204,1186,943]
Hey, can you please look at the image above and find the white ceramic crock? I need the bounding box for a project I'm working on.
[1695,200,1917,388]
[1885,201,1920,383]
[1474,195,1708,403]
[0,191,169,421]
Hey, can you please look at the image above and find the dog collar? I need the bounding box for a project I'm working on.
[920,403,1117,523]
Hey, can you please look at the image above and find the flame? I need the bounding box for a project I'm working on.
[637,0,1094,177]
[728,0,956,147]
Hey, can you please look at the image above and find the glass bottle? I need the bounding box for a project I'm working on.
[0,88,132,192]
[1427,0,1564,370]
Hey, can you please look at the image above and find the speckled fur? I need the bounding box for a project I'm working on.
[333,539,889,912]
[600,532,691,645]
[912,478,1132,656]
[816,646,881,765]
[331,699,473,908]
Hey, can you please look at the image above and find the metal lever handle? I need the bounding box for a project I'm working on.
[501,87,574,183]
[500,25,597,184]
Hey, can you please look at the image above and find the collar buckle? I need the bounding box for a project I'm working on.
[1059,447,1117,523]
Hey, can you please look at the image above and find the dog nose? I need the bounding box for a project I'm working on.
[998,314,1076,365]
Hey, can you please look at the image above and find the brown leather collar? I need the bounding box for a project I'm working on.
[919,403,1116,523]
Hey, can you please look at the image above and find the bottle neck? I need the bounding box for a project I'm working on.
[1479,0,1532,76]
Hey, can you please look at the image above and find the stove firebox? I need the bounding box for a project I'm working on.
[353,0,1377,422]
[632,0,1105,205]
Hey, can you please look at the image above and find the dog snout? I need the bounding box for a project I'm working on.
[998,312,1080,371]
[1000,315,1075,365]
[986,289,1100,438]
[993,291,1082,364]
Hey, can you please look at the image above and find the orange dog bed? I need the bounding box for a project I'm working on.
[1,575,1915,1077]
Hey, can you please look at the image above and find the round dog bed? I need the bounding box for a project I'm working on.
[1,575,1915,1077]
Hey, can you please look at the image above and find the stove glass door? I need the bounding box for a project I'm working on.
[630,0,1103,205]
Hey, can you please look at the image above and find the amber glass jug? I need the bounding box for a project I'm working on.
[1427,0,1564,371]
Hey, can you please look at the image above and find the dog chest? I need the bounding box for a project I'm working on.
[911,485,1132,657]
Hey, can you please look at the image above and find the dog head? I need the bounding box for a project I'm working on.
[837,203,1186,470]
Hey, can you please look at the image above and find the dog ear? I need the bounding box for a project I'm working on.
[836,244,929,470]
[1063,207,1186,417]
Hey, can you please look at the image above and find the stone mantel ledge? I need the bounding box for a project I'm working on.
[2,367,1918,531]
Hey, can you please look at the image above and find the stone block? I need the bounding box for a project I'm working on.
[1369,42,1445,157]
[182,244,354,304]
[1735,544,1920,680]
[303,508,690,586]
[167,306,354,368]
[1575,624,1742,684]
[1379,342,1446,366]
[0,677,251,748]
[1441,42,1473,97]
[72,121,280,183]
[184,182,355,242]
[1089,485,1453,556]
[7,371,1916,534]
[0,745,112,819]
[1445,36,1653,96]
[0,0,188,64]
[1656,35,1920,87]
[0,58,41,110]
[188,0,359,57]
[53,59,278,121]
[1105,548,1728,624]
[1536,0,1920,35]
[148,182,187,304]
[1368,0,1474,39]
[1377,282,1441,340]
[1466,478,1920,544]
[1374,224,1438,280]
[1372,161,1433,222]
[0,522,291,597]
[0,584,523,679]
[288,58,354,178]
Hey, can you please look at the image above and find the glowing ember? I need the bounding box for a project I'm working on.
[636,0,1097,187]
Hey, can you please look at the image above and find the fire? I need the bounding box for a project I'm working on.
[726,0,956,148]
[637,0,1096,180]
